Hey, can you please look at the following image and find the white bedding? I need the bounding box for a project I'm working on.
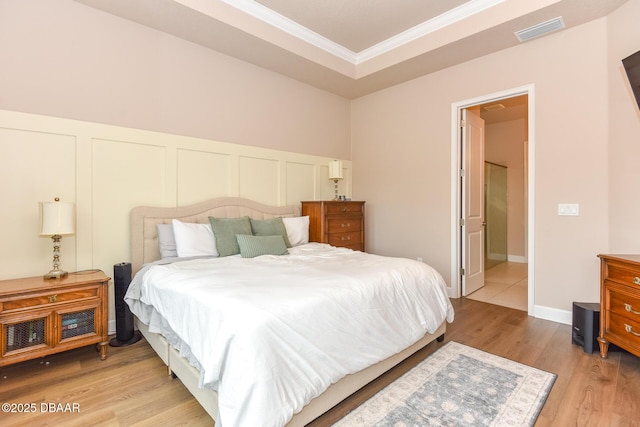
[125,243,454,427]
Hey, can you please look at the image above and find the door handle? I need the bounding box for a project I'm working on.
[625,324,640,337]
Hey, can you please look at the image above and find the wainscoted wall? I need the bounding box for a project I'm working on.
[0,109,351,331]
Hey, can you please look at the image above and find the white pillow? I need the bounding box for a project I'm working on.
[282,216,309,246]
[157,223,178,258]
[171,219,218,257]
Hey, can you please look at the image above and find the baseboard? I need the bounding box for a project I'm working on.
[108,319,116,335]
[446,282,573,326]
[533,305,572,325]
[485,254,527,263]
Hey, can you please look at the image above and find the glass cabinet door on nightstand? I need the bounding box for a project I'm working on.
[57,302,101,343]
[2,312,52,357]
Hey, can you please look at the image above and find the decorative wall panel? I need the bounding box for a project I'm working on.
[0,110,351,331]
[0,127,77,278]
[177,149,232,205]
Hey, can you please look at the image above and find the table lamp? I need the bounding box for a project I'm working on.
[39,197,75,279]
[328,160,343,200]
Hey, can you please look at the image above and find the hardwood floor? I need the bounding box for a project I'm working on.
[1,298,638,426]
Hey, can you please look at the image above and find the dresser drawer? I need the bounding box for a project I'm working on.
[1,287,100,313]
[604,262,640,287]
[325,202,363,216]
[608,311,640,350]
[328,231,362,248]
[609,289,640,322]
[327,217,362,234]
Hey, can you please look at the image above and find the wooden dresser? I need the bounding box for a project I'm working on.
[598,254,640,358]
[302,201,365,251]
[0,271,110,367]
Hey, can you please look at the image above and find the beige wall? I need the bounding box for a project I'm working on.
[485,119,527,261]
[352,17,614,319]
[0,0,351,159]
[607,0,640,252]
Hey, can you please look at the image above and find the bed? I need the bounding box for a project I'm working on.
[125,197,454,426]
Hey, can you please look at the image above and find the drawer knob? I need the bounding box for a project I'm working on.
[624,324,640,337]
[624,303,640,315]
[341,223,350,228]
[341,236,351,241]
[634,276,640,285]
[48,294,57,303]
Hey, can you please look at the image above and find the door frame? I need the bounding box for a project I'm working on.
[449,84,536,315]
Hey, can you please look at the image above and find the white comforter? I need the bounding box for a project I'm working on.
[125,243,454,427]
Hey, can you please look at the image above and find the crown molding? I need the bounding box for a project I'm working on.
[220,0,357,63]
[356,0,506,64]
[221,0,506,66]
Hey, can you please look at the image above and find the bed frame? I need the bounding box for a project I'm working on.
[130,197,445,426]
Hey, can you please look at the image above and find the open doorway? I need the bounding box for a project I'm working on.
[468,96,528,311]
[451,85,534,315]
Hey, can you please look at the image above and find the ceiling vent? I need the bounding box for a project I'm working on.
[515,16,565,42]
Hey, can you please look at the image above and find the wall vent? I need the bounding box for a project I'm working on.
[515,16,565,42]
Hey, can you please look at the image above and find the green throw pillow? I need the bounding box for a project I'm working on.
[249,217,292,248]
[236,234,289,258]
[208,216,252,257]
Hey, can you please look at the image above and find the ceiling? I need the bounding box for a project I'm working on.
[75,0,627,99]
[254,0,472,53]
[479,94,528,125]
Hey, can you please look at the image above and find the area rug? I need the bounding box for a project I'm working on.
[333,341,556,426]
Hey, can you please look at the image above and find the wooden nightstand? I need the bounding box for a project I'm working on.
[0,270,110,367]
[302,201,365,251]
[598,254,640,358]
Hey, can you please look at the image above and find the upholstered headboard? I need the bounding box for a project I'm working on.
[130,197,301,275]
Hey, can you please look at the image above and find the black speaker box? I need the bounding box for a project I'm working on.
[572,302,623,355]
[572,302,600,353]
[110,262,141,347]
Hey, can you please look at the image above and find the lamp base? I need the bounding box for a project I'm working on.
[44,269,68,280]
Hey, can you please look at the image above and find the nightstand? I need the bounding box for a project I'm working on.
[0,270,110,367]
[598,254,640,358]
[302,201,365,251]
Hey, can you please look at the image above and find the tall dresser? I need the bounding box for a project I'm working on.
[597,254,640,358]
[301,201,365,252]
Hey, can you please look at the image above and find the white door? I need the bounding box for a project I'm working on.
[461,109,485,296]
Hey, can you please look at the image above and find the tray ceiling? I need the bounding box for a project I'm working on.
[74,0,628,98]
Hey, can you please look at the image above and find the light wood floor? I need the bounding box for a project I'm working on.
[1,298,638,426]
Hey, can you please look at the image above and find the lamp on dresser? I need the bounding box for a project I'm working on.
[39,197,75,279]
[328,160,343,200]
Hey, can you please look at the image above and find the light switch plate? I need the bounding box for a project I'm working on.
[558,203,579,216]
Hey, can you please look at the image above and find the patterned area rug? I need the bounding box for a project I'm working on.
[333,341,556,426]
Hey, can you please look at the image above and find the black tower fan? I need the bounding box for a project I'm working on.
[110,262,142,347]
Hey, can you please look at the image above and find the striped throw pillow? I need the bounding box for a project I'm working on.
[235,234,289,258]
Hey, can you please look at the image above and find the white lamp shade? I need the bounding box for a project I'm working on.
[39,201,75,236]
[328,160,343,180]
